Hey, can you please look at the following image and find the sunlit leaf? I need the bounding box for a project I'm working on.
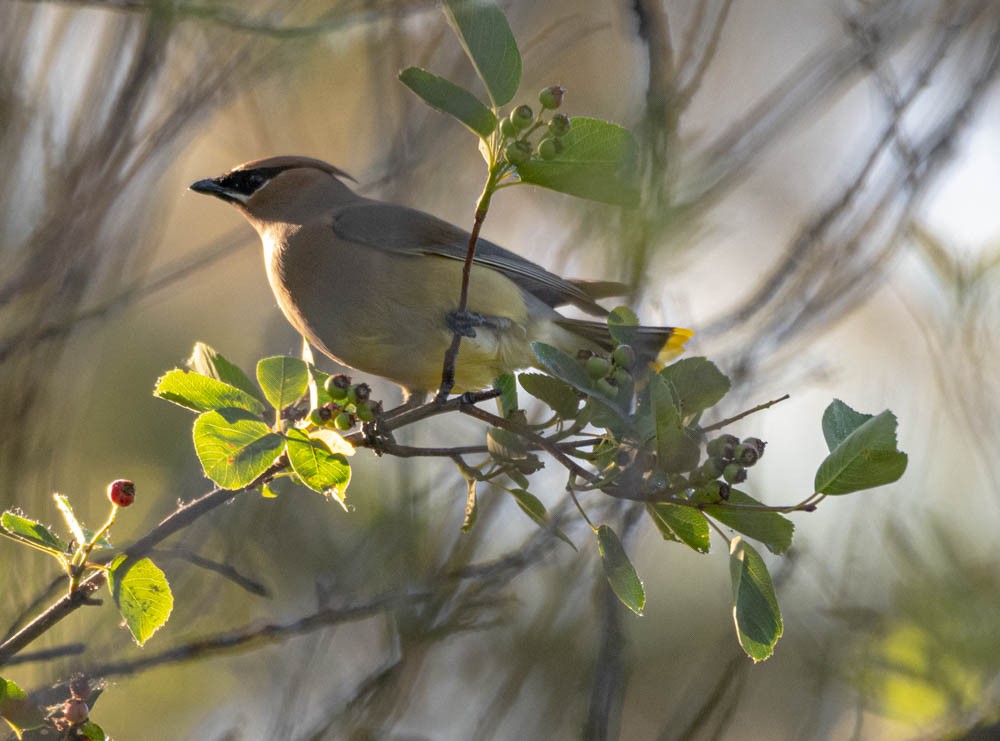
[597,524,645,615]
[0,676,45,736]
[186,342,263,403]
[107,554,173,646]
[193,409,285,489]
[815,408,907,495]
[154,369,266,415]
[256,356,309,412]
[0,512,67,554]
[647,502,711,553]
[730,537,782,662]
[286,428,352,500]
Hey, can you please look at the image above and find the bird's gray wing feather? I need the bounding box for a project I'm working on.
[330,201,609,315]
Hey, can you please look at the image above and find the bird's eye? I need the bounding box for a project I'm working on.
[247,173,265,190]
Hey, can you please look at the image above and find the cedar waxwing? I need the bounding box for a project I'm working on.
[190,156,692,397]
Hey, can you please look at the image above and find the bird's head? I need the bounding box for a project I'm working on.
[190,156,356,225]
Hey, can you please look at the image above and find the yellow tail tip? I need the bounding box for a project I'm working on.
[656,327,695,366]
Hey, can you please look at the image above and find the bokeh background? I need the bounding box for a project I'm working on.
[2,0,999,739]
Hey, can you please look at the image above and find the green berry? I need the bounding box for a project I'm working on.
[548,113,571,137]
[538,85,566,110]
[537,137,561,160]
[742,437,767,459]
[612,344,636,369]
[596,377,618,397]
[356,401,375,422]
[334,412,353,431]
[723,463,747,484]
[735,444,759,467]
[308,407,330,427]
[585,355,612,379]
[505,140,532,165]
[324,374,351,400]
[698,457,723,480]
[500,117,518,138]
[706,434,739,460]
[354,383,371,402]
[509,104,534,130]
[610,366,631,387]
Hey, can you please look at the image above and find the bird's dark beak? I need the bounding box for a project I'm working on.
[189,178,227,197]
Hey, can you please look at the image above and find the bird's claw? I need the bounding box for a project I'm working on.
[447,310,511,338]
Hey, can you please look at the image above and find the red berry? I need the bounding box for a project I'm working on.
[107,479,135,507]
[63,698,89,725]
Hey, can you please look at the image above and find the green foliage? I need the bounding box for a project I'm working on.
[508,488,575,549]
[256,356,309,412]
[597,525,645,616]
[107,554,174,646]
[398,68,498,138]
[0,512,67,555]
[442,0,521,107]
[815,400,907,495]
[729,537,783,662]
[704,490,794,556]
[154,369,266,415]
[285,428,351,502]
[0,676,46,737]
[518,372,580,418]
[647,503,710,553]
[193,408,285,490]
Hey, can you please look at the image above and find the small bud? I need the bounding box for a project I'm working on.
[722,463,747,484]
[334,412,353,431]
[505,140,532,166]
[107,479,135,508]
[548,113,571,137]
[612,344,636,369]
[585,355,612,380]
[509,104,534,130]
[63,698,89,726]
[536,137,561,160]
[324,374,351,400]
[538,85,566,110]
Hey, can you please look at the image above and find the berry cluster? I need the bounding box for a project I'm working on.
[309,375,377,431]
[688,434,767,499]
[501,85,571,165]
[580,343,637,398]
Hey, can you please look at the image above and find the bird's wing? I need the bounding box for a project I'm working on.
[330,201,611,315]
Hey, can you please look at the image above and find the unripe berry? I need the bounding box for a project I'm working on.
[308,407,331,427]
[505,140,532,166]
[509,104,534,130]
[334,412,353,431]
[356,401,375,423]
[742,437,767,459]
[354,383,371,402]
[698,457,723,480]
[723,463,747,484]
[706,434,739,460]
[324,374,351,400]
[610,367,631,387]
[596,377,618,397]
[548,113,571,137]
[537,137,561,160]
[539,85,566,110]
[63,698,88,726]
[500,117,518,138]
[734,444,759,467]
[585,355,612,380]
[107,479,135,508]
[612,344,636,369]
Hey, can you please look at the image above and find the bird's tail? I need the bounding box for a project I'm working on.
[554,318,694,367]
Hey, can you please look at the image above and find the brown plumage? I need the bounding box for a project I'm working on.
[190,155,692,396]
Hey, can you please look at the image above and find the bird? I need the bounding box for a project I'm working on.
[190,155,692,400]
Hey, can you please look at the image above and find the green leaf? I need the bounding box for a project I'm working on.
[285,428,351,500]
[596,524,645,615]
[53,493,86,545]
[814,409,907,495]
[509,489,575,549]
[649,375,700,472]
[646,503,711,553]
[822,398,875,451]
[607,306,639,347]
[704,489,794,555]
[516,118,640,206]
[0,676,46,736]
[730,537,782,662]
[80,721,107,741]
[256,356,309,412]
[193,409,285,489]
[443,0,521,106]
[0,512,67,554]
[659,357,731,416]
[518,372,580,418]
[399,67,498,139]
[154,369,266,415]
[186,342,263,403]
[530,342,594,394]
[494,372,518,417]
[107,555,173,646]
